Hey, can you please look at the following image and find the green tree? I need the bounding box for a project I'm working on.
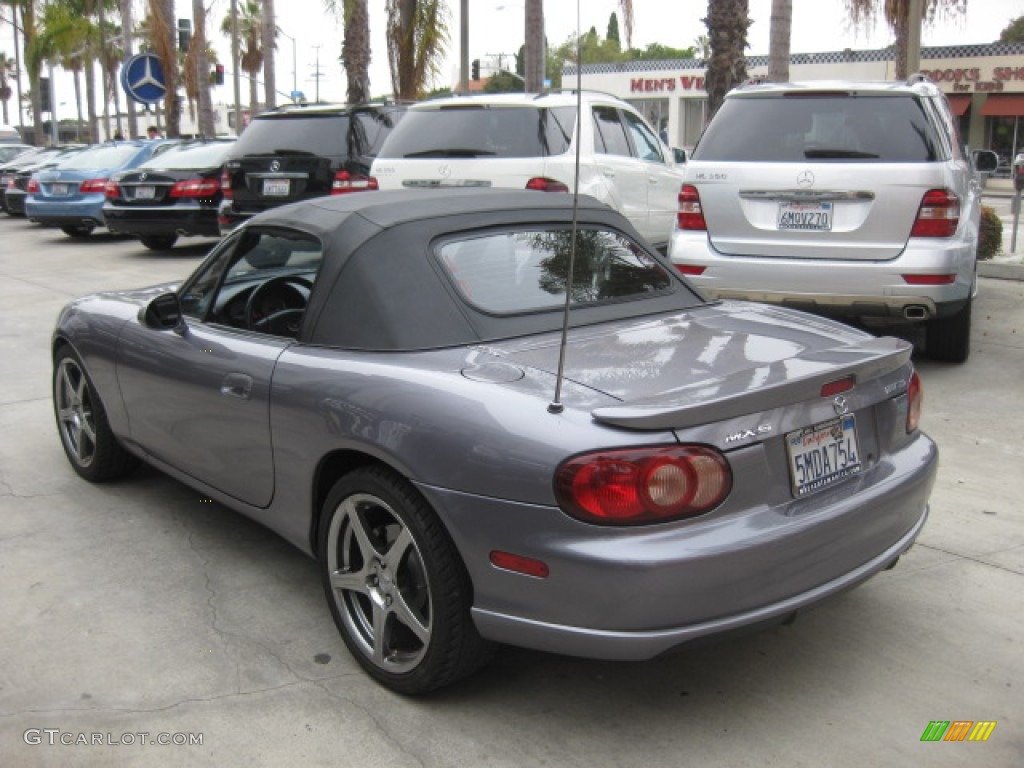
[221,0,264,115]
[844,0,969,79]
[627,42,696,61]
[703,0,749,118]
[325,0,371,104]
[999,15,1024,42]
[386,0,449,101]
[0,51,14,124]
[484,70,524,93]
[606,12,620,48]
[148,0,181,137]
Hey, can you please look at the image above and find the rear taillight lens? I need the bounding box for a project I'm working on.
[27,178,39,193]
[555,446,732,525]
[79,178,108,193]
[220,168,233,199]
[525,177,569,193]
[170,178,221,198]
[906,371,922,433]
[677,184,707,231]
[911,189,959,237]
[104,181,121,199]
[675,264,706,276]
[331,170,378,194]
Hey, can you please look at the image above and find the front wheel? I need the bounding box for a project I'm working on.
[61,224,95,238]
[318,466,491,694]
[924,297,972,363]
[140,234,178,251]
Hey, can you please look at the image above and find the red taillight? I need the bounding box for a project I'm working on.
[489,551,550,578]
[555,446,732,526]
[79,178,108,193]
[104,181,121,199]
[525,177,569,193]
[27,179,39,193]
[911,189,959,237]
[220,169,233,199]
[170,178,221,198]
[901,273,956,285]
[675,264,706,276]
[906,371,922,433]
[677,184,707,231]
[331,170,378,194]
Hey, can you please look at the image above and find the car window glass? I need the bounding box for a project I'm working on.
[436,228,674,314]
[57,144,141,169]
[139,141,233,169]
[693,96,942,163]
[233,115,350,157]
[592,107,632,158]
[179,234,243,319]
[622,111,664,163]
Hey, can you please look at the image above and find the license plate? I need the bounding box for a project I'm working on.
[50,183,68,196]
[786,415,862,496]
[262,179,290,196]
[778,201,833,231]
[134,185,155,200]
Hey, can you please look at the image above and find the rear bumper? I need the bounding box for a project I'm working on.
[104,205,219,238]
[26,197,106,228]
[669,230,975,321]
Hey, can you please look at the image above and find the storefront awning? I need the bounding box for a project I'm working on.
[980,94,1024,117]
[946,94,972,116]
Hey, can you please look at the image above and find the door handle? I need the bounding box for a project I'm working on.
[601,167,616,177]
[220,372,253,400]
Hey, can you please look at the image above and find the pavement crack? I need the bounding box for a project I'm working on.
[916,543,1024,576]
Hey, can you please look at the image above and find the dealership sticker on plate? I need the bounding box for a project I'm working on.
[778,201,833,231]
[787,415,861,496]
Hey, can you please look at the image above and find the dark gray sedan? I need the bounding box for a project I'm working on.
[52,189,937,694]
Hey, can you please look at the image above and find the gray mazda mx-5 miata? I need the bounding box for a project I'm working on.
[52,189,937,694]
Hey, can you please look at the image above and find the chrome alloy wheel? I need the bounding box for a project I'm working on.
[326,492,432,673]
[55,357,97,468]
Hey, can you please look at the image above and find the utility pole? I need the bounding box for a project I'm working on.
[311,45,324,103]
[231,0,242,133]
[459,0,468,93]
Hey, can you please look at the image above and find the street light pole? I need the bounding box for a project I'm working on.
[276,25,298,101]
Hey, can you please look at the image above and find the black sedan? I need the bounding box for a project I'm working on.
[2,146,83,214]
[103,139,234,250]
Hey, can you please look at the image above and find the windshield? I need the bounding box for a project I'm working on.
[58,144,143,170]
[379,105,577,159]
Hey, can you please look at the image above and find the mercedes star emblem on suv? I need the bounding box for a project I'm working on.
[797,170,815,188]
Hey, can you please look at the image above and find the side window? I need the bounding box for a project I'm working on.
[622,111,665,163]
[592,106,632,158]
[179,229,323,337]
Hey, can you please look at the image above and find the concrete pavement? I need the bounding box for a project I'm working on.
[0,219,1020,767]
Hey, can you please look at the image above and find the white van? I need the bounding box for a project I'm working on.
[0,124,23,144]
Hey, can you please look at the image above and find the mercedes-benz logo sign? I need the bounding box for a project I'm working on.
[797,170,815,188]
[833,395,849,416]
[269,160,281,173]
[438,164,452,179]
[139,172,147,181]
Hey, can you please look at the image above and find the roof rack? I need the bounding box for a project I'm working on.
[906,72,933,85]
[533,88,623,101]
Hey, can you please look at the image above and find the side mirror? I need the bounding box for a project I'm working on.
[672,147,687,165]
[142,292,185,332]
[971,149,998,173]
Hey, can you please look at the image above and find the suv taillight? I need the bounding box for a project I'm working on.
[554,446,732,525]
[911,189,959,237]
[27,178,39,193]
[220,169,233,199]
[677,184,706,231]
[525,177,569,193]
[331,171,378,194]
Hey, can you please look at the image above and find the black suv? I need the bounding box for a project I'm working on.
[218,103,405,234]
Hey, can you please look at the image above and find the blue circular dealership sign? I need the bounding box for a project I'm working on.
[120,53,167,105]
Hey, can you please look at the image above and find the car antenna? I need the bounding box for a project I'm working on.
[548,0,582,415]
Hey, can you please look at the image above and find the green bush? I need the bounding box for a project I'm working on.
[978,205,1002,261]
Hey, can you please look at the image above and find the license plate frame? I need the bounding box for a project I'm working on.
[778,201,833,231]
[133,185,155,200]
[50,183,68,196]
[786,415,862,497]
[262,178,290,197]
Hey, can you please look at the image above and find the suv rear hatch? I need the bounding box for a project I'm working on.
[690,91,949,261]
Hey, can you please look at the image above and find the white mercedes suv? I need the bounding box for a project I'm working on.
[669,77,998,362]
[370,92,683,250]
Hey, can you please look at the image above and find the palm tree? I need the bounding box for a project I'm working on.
[844,0,968,79]
[618,0,633,49]
[703,0,749,118]
[190,0,214,136]
[12,0,44,142]
[386,0,448,101]
[0,51,16,125]
[120,0,138,137]
[325,0,370,104]
[767,0,791,82]
[222,0,263,115]
[31,0,96,140]
[261,0,276,109]
[148,0,181,137]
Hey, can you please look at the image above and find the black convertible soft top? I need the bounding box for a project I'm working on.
[249,189,705,351]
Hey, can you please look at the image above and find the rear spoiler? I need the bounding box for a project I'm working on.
[591,336,912,430]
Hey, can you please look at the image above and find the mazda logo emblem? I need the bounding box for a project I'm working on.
[833,395,849,416]
[797,170,814,188]
[270,160,281,172]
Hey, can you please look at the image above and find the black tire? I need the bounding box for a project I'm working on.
[53,346,139,482]
[61,224,95,238]
[924,296,972,363]
[318,465,492,694]
[140,234,178,251]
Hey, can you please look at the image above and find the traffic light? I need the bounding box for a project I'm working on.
[471,59,480,81]
[177,19,192,52]
[213,65,225,86]
[39,76,51,112]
